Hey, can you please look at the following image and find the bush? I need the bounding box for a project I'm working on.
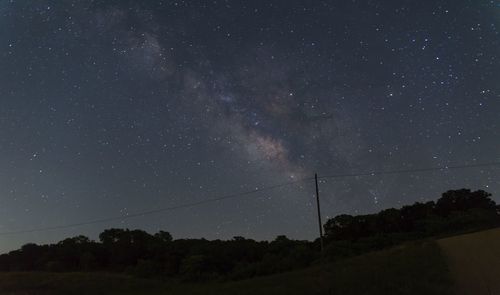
[128,259,162,278]
[45,261,64,272]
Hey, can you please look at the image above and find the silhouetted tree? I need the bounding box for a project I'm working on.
[436,189,496,216]
[0,188,497,281]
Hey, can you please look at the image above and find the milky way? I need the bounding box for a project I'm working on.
[0,0,499,252]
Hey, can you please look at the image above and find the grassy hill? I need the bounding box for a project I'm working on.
[0,241,452,295]
[438,227,500,295]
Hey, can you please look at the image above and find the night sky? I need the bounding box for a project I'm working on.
[1,0,499,253]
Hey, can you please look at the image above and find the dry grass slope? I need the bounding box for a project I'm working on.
[438,227,500,295]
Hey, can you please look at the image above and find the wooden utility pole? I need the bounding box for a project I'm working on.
[315,173,324,254]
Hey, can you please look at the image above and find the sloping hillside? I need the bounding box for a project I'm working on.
[438,227,500,295]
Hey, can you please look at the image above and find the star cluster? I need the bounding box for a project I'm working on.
[0,0,499,252]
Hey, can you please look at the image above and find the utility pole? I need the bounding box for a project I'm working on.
[315,173,324,254]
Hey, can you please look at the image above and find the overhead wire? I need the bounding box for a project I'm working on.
[0,161,498,236]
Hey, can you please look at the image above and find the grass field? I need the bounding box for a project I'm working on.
[0,241,452,295]
[438,227,500,295]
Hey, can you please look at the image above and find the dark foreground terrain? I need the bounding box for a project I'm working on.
[438,227,500,295]
[0,240,453,295]
[3,228,500,295]
[2,188,498,294]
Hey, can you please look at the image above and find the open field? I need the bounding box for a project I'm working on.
[0,241,452,295]
[438,227,500,295]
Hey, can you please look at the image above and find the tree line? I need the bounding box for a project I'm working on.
[0,188,498,280]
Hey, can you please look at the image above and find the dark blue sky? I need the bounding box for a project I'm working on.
[0,0,499,252]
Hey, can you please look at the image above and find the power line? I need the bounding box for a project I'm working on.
[1,161,498,236]
[0,177,313,236]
